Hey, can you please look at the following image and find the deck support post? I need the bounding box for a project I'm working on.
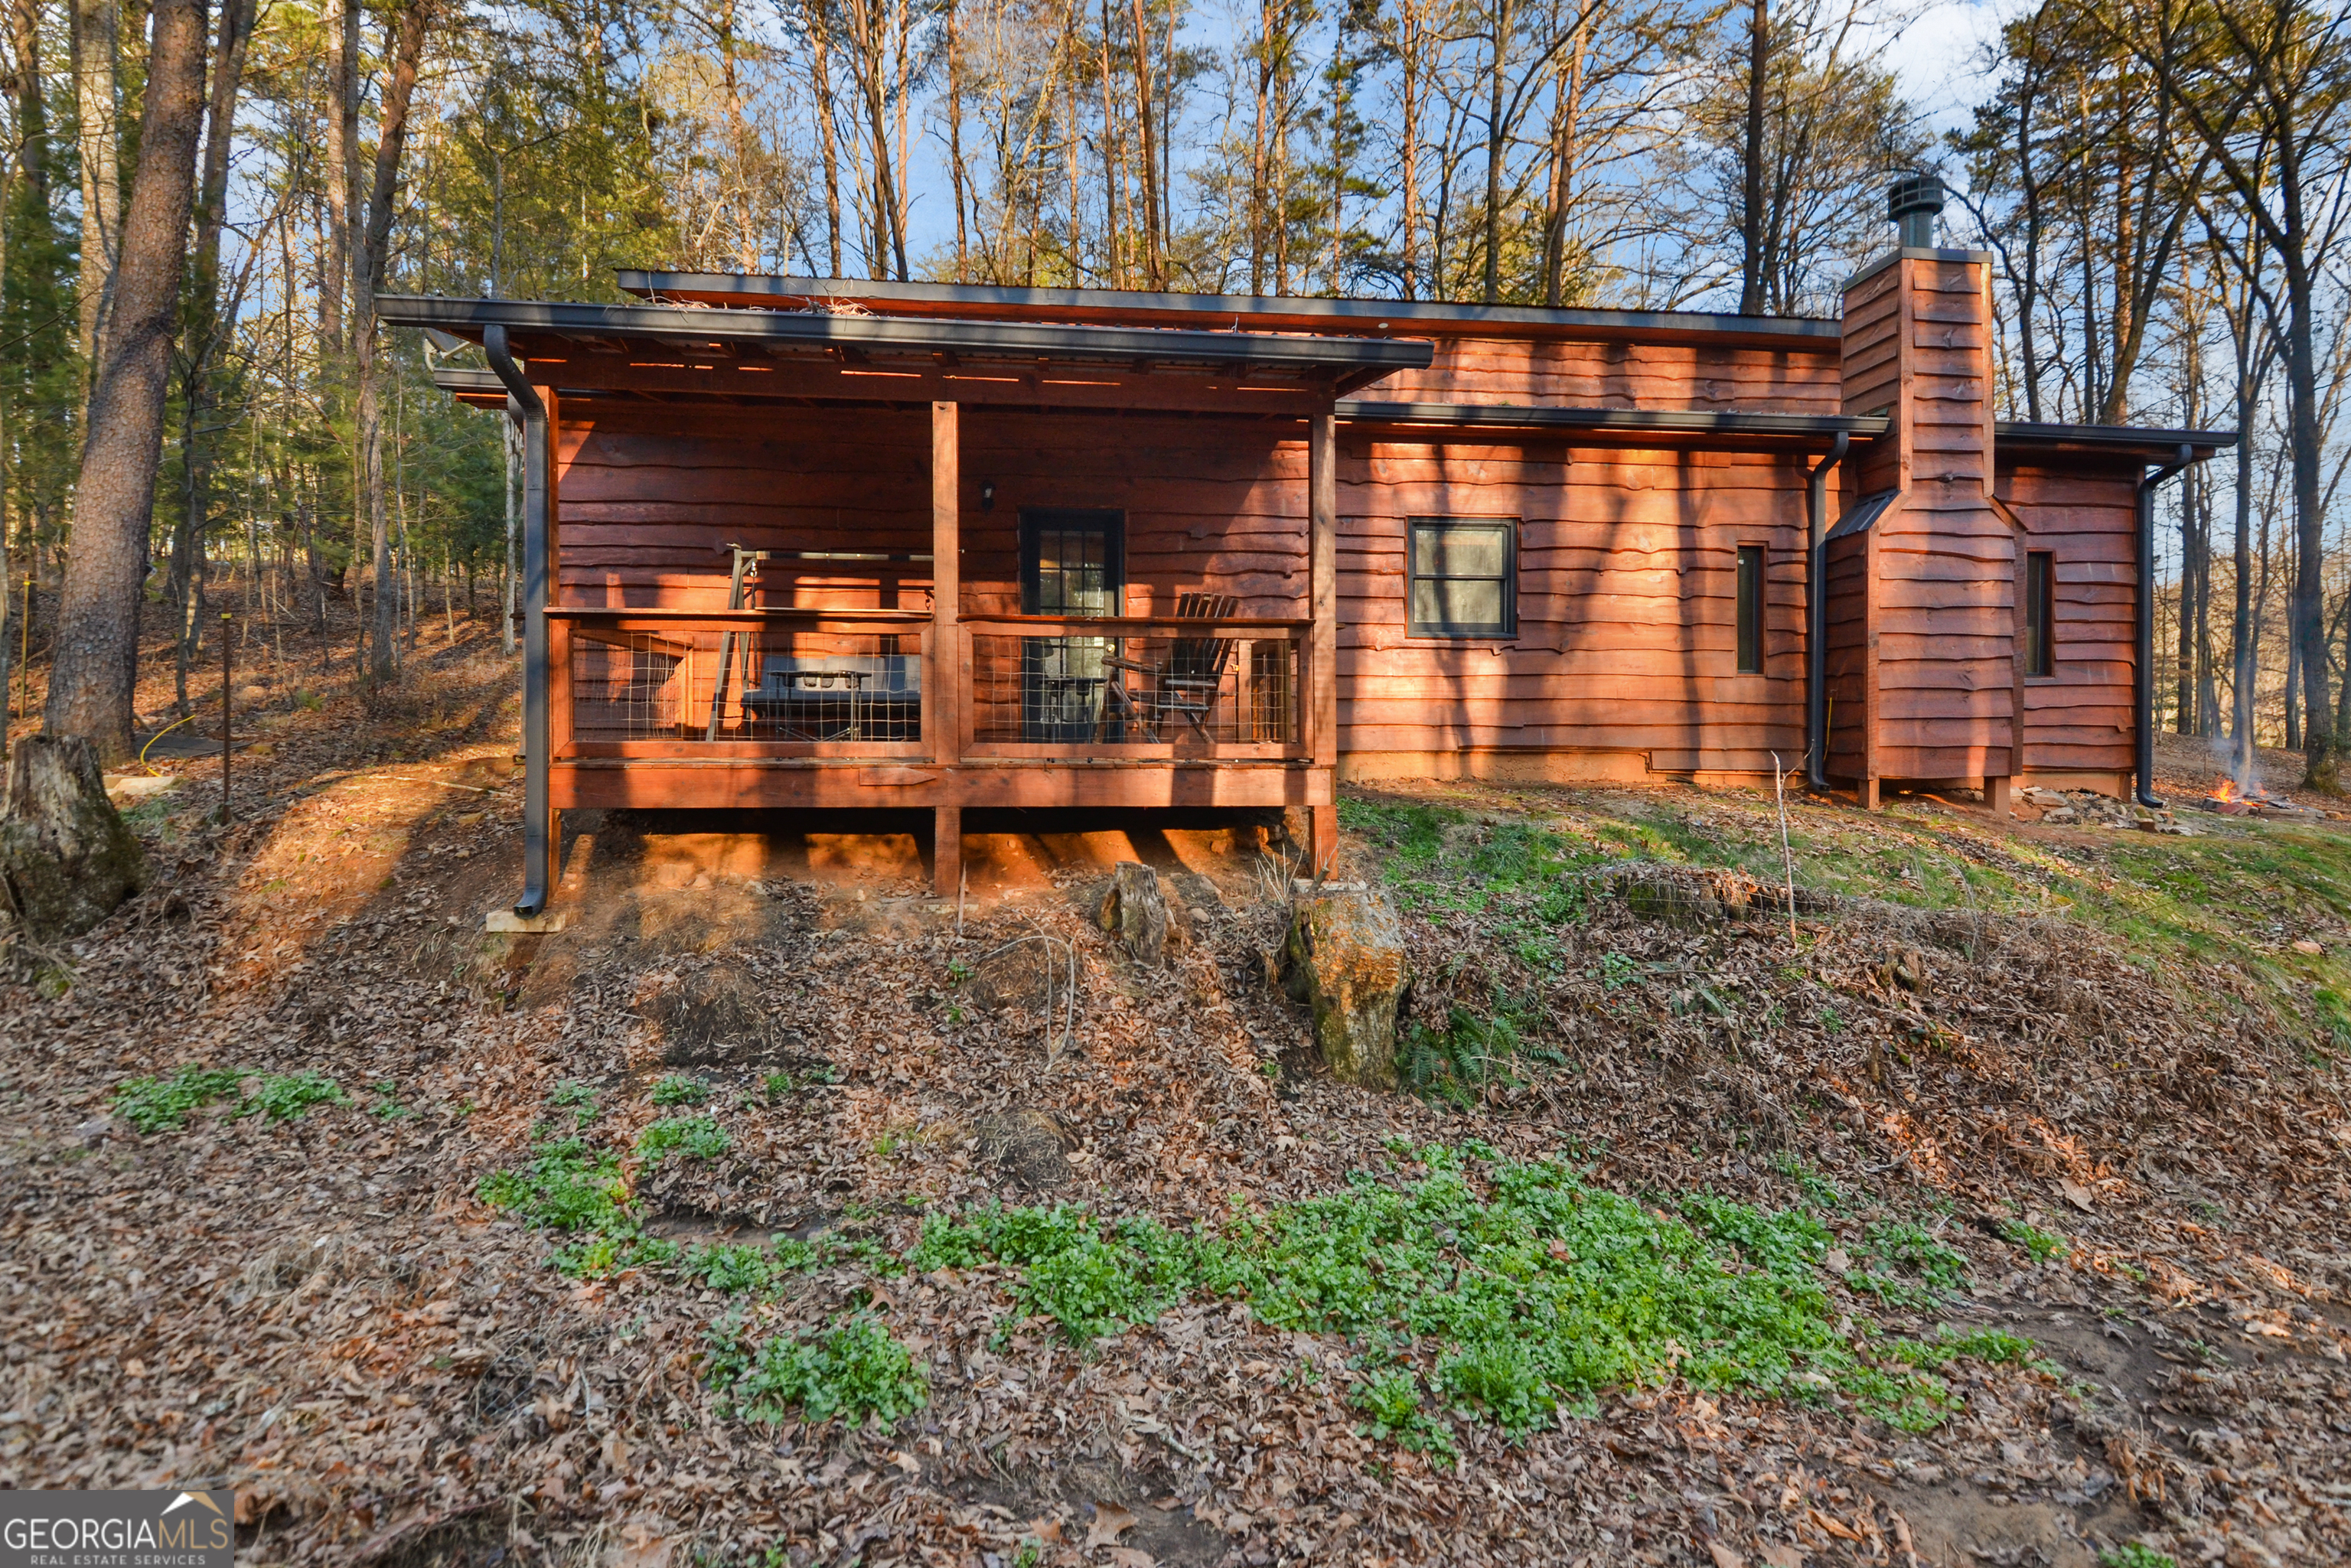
[485,324,555,916]
[1985,774,2012,817]
[1308,401,1339,876]
[934,805,962,897]
[932,400,961,895]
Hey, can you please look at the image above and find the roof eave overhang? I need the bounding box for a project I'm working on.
[614,270,1844,350]
[377,294,1433,380]
[1994,421,2238,461]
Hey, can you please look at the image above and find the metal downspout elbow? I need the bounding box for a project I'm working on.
[1805,433,1850,793]
[485,325,552,918]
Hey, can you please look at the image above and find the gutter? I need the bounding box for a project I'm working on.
[2136,442,2196,810]
[485,324,553,918]
[1805,434,1850,791]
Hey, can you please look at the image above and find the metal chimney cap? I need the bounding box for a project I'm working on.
[1887,173,1945,221]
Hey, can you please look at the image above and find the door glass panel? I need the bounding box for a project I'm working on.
[1022,512,1121,740]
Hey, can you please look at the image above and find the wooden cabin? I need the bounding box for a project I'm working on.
[386,184,2229,913]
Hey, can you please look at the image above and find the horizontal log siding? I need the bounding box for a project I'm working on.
[1336,442,1810,774]
[1376,334,1841,413]
[1824,531,1871,778]
[1997,458,2144,774]
[553,406,1309,618]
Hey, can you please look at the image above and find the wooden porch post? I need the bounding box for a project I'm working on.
[1308,403,1339,875]
[932,400,962,895]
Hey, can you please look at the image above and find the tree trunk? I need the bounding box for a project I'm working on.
[0,734,145,943]
[1737,0,1767,315]
[70,0,122,387]
[320,0,358,350]
[2285,255,2335,788]
[807,0,842,276]
[354,0,432,688]
[171,0,256,717]
[43,0,208,761]
[1481,0,1510,303]
[1128,0,1160,288]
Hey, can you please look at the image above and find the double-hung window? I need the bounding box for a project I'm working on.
[1407,518,1517,638]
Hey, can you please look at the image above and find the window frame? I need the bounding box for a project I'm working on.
[1404,516,1519,640]
[2023,549,2055,679]
[1734,543,1766,674]
[1017,508,1126,618]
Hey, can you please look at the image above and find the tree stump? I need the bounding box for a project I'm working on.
[1098,861,1172,967]
[1283,882,1410,1090]
[0,736,148,944]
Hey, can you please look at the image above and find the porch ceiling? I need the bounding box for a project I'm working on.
[378,294,1433,407]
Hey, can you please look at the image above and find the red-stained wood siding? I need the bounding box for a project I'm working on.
[1335,442,1811,774]
[1841,253,2016,783]
[1996,458,2142,773]
[1378,334,1841,414]
[1823,530,1871,778]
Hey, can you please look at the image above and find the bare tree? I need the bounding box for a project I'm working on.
[44,0,210,758]
[355,0,434,685]
[2098,0,2351,789]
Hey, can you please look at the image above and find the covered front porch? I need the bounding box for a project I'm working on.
[392,292,1431,908]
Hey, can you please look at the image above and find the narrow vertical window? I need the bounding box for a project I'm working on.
[1735,544,1764,673]
[2025,551,2054,676]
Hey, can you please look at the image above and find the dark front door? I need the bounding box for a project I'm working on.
[1019,510,1123,741]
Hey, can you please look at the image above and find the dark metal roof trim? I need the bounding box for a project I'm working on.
[1994,420,2238,454]
[1334,401,1890,438]
[1824,490,1900,542]
[380,295,1433,373]
[616,270,1845,341]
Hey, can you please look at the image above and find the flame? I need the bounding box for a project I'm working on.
[2213,777,2240,803]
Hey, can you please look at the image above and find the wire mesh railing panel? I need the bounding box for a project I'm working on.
[572,629,922,744]
[969,632,1299,747]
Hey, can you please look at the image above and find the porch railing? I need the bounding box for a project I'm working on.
[961,614,1309,758]
[551,609,1313,762]
[554,610,930,757]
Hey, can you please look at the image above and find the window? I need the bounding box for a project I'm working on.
[1735,544,1765,673]
[1407,518,1516,637]
[2024,550,2054,676]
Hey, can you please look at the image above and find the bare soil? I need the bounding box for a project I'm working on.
[4,608,2349,1568]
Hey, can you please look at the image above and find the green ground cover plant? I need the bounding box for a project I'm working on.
[112,1066,350,1133]
[651,1074,711,1106]
[910,1144,1989,1444]
[706,1312,928,1428]
[637,1115,729,1162]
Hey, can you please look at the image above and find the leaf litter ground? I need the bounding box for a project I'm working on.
[4,616,2351,1568]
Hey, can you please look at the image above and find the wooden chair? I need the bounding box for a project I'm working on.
[1099,592,1241,741]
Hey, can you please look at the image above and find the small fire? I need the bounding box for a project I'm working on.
[2213,777,2241,804]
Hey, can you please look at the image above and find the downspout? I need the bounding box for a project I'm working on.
[484,324,552,917]
[2135,442,2194,810]
[1805,433,1850,792]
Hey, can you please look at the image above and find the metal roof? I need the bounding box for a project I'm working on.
[1825,490,1901,541]
[377,295,1433,377]
[615,270,1844,342]
[1994,420,2238,457]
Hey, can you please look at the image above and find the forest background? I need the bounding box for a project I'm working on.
[3,0,2349,781]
